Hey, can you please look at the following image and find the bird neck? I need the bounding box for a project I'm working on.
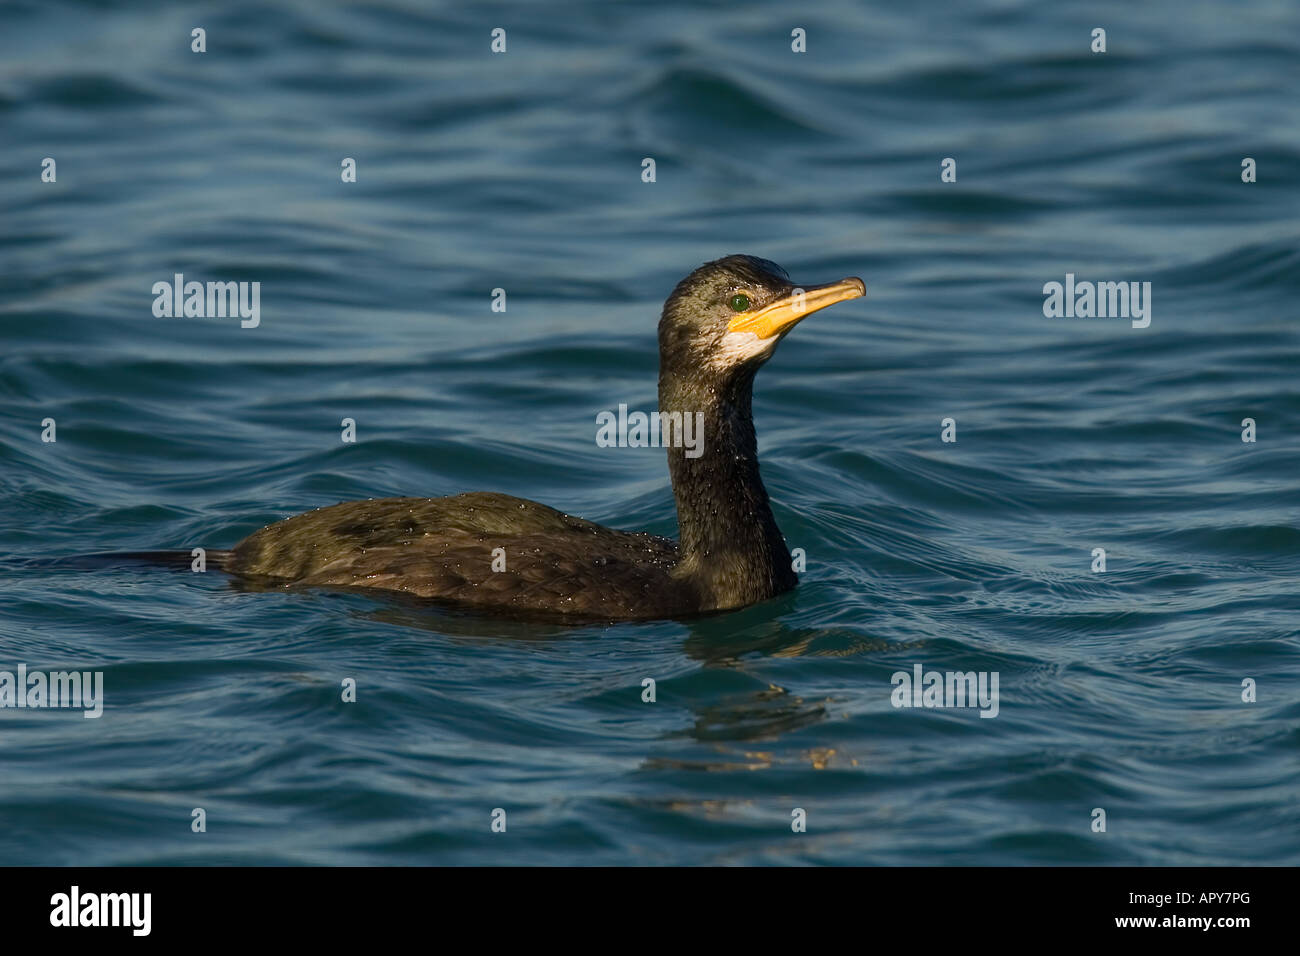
[658,369,797,610]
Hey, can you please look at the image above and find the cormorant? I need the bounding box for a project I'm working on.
[222,256,864,620]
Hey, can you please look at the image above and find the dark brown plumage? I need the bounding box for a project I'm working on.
[222,256,865,620]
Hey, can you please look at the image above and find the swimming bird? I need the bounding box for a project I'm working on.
[221,256,864,620]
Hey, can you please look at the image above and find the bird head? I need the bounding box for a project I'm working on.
[658,255,865,381]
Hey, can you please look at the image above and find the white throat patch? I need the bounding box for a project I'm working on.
[704,330,778,372]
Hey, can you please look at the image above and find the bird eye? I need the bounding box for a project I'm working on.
[729,293,751,312]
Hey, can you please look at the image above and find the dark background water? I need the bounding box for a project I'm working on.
[1,0,1297,865]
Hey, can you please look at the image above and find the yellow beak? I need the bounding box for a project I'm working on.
[726,277,865,340]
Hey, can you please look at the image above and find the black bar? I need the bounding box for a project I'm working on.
[0,866,1280,941]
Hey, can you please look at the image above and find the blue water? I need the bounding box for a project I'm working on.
[1,0,1298,865]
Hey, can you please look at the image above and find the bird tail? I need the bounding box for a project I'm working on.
[4,550,234,573]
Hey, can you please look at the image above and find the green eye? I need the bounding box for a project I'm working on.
[729,293,751,312]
